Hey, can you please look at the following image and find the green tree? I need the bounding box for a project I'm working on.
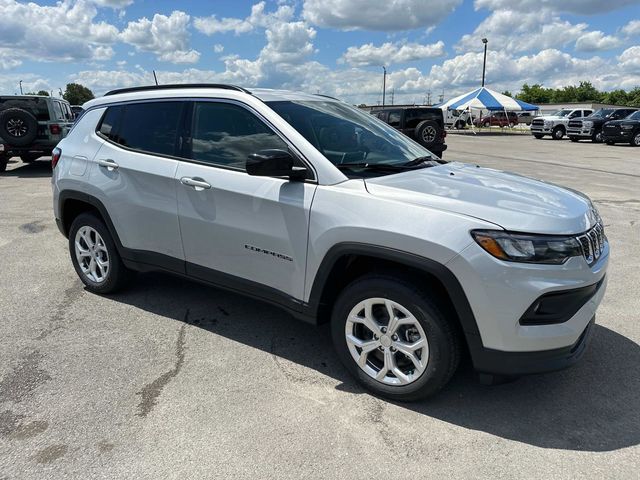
[516,84,553,104]
[62,83,94,105]
[25,90,49,96]
[501,90,513,97]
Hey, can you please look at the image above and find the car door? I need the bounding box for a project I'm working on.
[175,100,316,301]
[89,101,186,265]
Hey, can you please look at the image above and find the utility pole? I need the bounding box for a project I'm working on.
[390,88,394,105]
[426,91,431,105]
[381,66,387,107]
[19,80,23,95]
[481,38,488,87]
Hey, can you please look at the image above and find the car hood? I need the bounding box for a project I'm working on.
[605,119,638,126]
[365,162,597,235]
[535,115,566,121]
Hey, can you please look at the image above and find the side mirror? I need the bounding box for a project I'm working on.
[246,149,307,180]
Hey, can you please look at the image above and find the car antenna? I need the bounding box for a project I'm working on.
[153,70,159,86]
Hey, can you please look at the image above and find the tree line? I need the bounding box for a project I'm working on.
[24,83,95,105]
[503,81,640,107]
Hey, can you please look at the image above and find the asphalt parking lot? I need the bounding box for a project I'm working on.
[1,135,639,479]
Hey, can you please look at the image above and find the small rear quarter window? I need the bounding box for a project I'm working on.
[97,106,123,142]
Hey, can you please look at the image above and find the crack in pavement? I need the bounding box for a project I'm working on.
[135,310,189,417]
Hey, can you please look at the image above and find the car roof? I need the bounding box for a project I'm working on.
[85,84,338,109]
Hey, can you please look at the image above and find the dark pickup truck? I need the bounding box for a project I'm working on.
[567,108,637,143]
[602,110,640,146]
[370,106,447,158]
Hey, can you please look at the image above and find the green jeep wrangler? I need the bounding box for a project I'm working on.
[0,95,75,172]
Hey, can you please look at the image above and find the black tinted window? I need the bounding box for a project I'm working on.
[98,106,123,141]
[387,111,401,127]
[0,97,50,121]
[190,102,287,170]
[117,102,183,156]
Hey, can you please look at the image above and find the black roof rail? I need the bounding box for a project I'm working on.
[104,84,252,97]
[314,93,341,101]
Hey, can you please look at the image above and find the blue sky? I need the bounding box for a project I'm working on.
[1,0,639,104]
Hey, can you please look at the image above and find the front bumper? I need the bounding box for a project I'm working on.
[470,316,596,375]
[530,126,552,135]
[602,132,633,142]
[567,128,593,138]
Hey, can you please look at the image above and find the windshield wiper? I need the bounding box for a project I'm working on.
[401,155,446,167]
[334,162,409,171]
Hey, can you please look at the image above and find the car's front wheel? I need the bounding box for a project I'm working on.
[68,213,133,294]
[552,126,565,140]
[631,132,640,147]
[331,275,460,401]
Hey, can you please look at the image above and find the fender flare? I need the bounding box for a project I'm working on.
[306,242,482,345]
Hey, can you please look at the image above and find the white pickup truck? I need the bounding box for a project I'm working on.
[530,108,593,140]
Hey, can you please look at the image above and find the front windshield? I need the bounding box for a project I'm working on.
[590,109,614,118]
[552,109,572,117]
[267,100,438,168]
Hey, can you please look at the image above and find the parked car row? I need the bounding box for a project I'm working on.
[530,107,639,146]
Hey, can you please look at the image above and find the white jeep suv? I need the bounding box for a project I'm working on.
[52,85,608,400]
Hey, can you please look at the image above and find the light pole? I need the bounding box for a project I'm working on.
[481,38,488,87]
[382,66,387,107]
[19,80,23,95]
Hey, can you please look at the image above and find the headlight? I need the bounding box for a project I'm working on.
[543,120,552,127]
[471,230,583,264]
[621,124,633,130]
[583,121,593,128]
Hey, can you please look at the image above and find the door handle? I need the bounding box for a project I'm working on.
[181,176,211,191]
[97,158,119,171]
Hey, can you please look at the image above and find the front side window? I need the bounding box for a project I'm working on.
[627,111,640,121]
[387,111,401,127]
[117,102,183,156]
[267,100,438,168]
[190,102,288,170]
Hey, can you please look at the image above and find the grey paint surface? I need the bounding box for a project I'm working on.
[1,134,638,479]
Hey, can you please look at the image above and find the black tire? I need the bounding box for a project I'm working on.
[533,134,544,139]
[414,120,441,149]
[631,132,640,147]
[455,120,465,130]
[0,108,38,147]
[331,274,460,401]
[552,126,565,140]
[605,140,614,146]
[20,153,41,163]
[570,137,579,142]
[0,154,7,173]
[68,213,133,294]
[592,131,603,143]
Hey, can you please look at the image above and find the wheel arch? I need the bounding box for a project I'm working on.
[58,190,123,250]
[306,243,482,353]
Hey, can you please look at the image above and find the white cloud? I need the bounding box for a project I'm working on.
[213,44,225,53]
[457,9,589,53]
[575,31,622,51]
[260,22,316,63]
[90,0,133,7]
[622,20,640,37]
[474,0,640,14]
[120,11,200,64]
[194,1,294,35]
[618,46,640,73]
[302,0,462,31]
[340,41,446,67]
[0,0,119,67]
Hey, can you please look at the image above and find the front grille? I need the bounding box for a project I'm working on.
[603,124,619,133]
[531,119,544,126]
[568,120,582,128]
[576,223,606,266]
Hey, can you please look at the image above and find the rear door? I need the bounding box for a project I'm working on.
[89,101,186,265]
[174,100,316,301]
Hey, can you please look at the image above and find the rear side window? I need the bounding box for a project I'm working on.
[190,101,288,170]
[116,102,184,156]
[98,106,123,142]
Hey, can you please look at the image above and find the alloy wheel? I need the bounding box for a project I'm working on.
[345,298,429,386]
[421,126,437,143]
[74,226,110,283]
[6,118,27,137]
[634,133,640,146]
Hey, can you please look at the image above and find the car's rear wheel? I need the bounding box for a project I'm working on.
[552,126,565,140]
[0,108,38,147]
[570,137,579,142]
[592,131,603,143]
[414,120,441,149]
[605,140,615,146]
[68,213,133,294]
[331,275,460,401]
[0,153,8,172]
[631,133,640,147]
